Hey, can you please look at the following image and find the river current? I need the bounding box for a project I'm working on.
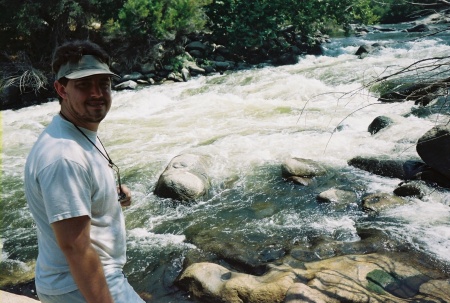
[1,25,450,301]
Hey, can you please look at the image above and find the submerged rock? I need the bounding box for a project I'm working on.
[362,193,407,213]
[393,180,431,198]
[317,188,357,205]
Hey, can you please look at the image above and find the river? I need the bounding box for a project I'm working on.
[1,24,450,301]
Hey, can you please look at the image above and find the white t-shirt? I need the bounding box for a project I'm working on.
[24,114,126,295]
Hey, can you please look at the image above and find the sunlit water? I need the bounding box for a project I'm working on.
[2,25,450,301]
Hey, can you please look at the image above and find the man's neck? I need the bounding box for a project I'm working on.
[59,111,99,132]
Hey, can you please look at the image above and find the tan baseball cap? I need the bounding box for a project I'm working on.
[56,55,119,80]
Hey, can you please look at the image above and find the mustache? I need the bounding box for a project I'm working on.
[87,97,107,102]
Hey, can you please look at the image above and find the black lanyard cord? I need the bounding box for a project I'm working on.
[59,112,125,201]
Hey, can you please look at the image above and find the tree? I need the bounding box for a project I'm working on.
[107,0,211,41]
[205,0,380,53]
[0,0,124,65]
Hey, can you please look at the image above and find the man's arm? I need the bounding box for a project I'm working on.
[52,216,114,303]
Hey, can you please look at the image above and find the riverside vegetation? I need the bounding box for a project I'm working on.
[1,0,449,109]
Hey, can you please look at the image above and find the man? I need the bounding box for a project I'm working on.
[24,40,145,303]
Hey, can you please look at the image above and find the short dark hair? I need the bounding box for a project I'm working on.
[52,40,111,78]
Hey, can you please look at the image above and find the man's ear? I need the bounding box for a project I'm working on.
[54,80,67,99]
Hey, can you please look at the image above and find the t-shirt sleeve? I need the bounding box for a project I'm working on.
[38,158,92,224]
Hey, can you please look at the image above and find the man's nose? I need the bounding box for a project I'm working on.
[90,83,103,97]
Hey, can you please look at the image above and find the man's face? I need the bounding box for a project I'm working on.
[57,75,112,130]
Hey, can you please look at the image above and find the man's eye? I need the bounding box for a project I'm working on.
[76,82,89,89]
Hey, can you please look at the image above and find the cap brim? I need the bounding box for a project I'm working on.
[56,55,120,80]
[65,69,120,79]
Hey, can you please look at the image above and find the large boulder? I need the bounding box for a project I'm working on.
[177,262,299,303]
[177,253,450,303]
[281,158,327,185]
[154,153,210,202]
[348,157,428,180]
[416,124,450,179]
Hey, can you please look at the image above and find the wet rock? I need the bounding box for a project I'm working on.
[367,269,430,299]
[121,72,144,81]
[154,153,210,202]
[167,72,184,82]
[305,254,428,302]
[416,124,450,179]
[415,168,450,188]
[188,228,281,275]
[284,283,339,303]
[114,80,138,90]
[282,158,326,179]
[274,53,299,66]
[406,24,431,32]
[185,41,207,53]
[212,60,235,71]
[355,43,382,59]
[393,181,430,198]
[317,188,357,204]
[348,156,428,180]
[290,241,337,262]
[289,229,405,263]
[362,193,408,213]
[177,253,450,303]
[371,26,396,32]
[180,67,191,82]
[288,176,314,186]
[177,262,299,303]
[419,279,450,302]
[368,115,394,134]
[282,158,326,186]
[378,82,439,105]
[184,62,206,75]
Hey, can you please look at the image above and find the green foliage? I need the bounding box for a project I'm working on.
[351,0,380,24]
[169,53,194,71]
[109,0,211,40]
[370,0,446,24]
[206,0,286,50]
[0,0,125,64]
[1,0,447,74]
[206,0,361,50]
